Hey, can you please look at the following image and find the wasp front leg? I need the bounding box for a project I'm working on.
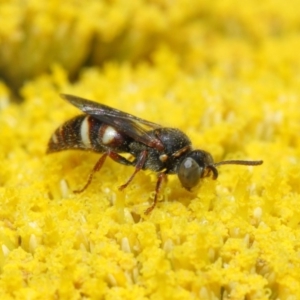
[116,150,167,214]
[145,172,167,215]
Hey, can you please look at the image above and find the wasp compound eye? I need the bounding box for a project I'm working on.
[178,157,204,190]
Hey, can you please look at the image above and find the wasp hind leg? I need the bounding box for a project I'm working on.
[74,151,133,193]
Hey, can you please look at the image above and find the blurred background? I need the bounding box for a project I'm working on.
[1,0,299,98]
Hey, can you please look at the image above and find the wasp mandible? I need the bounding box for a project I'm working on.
[47,94,263,214]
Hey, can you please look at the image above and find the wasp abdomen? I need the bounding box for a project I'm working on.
[47,115,131,154]
[100,123,131,149]
[47,115,98,153]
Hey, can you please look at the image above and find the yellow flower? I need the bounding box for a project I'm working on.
[1,0,300,299]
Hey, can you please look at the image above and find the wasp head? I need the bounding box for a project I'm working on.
[177,150,263,191]
[177,150,218,191]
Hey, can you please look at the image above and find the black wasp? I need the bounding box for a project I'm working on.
[47,94,263,214]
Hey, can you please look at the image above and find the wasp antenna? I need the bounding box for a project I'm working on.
[214,160,263,167]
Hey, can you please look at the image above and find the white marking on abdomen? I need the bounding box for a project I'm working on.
[80,116,91,147]
[52,133,58,144]
[102,126,118,145]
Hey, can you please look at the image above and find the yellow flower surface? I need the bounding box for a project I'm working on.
[1,1,300,299]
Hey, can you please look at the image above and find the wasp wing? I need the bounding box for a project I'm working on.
[61,94,164,150]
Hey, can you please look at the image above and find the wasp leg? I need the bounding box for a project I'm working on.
[145,172,167,215]
[74,151,133,193]
[74,152,109,193]
[108,152,134,167]
[119,150,148,191]
[206,165,218,180]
